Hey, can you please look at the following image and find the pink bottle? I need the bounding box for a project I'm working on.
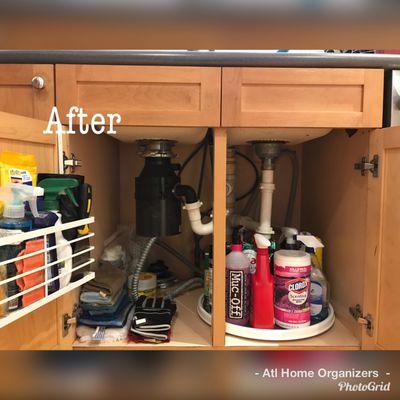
[251,234,274,329]
[226,238,251,326]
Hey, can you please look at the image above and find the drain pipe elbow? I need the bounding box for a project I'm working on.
[183,201,213,235]
[173,184,198,204]
[174,184,213,235]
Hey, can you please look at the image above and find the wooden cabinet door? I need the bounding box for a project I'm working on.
[222,68,384,128]
[56,65,221,127]
[0,64,54,121]
[0,111,80,350]
[363,126,400,349]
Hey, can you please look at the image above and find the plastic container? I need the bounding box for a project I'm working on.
[251,234,274,329]
[203,246,213,313]
[243,243,257,274]
[307,249,330,324]
[274,250,311,329]
[226,241,251,326]
[0,183,44,231]
[138,272,157,297]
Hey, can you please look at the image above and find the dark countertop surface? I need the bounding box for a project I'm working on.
[1,51,400,69]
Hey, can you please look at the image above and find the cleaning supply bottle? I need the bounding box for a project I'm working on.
[297,234,329,324]
[0,184,43,311]
[32,211,60,294]
[38,178,80,290]
[251,234,274,329]
[280,227,301,250]
[243,242,257,274]
[226,232,251,326]
[308,248,329,323]
[274,249,311,329]
[203,246,213,313]
[0,183,44,231]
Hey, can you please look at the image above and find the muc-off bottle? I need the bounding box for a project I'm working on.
[203,246,213,313]
[226,233,251,326]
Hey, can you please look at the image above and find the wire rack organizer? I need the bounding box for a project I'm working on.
[0,217,96,329]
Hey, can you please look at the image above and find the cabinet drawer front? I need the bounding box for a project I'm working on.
[0,64,54,121]
[222,68,383,128]
[56,65,221,126]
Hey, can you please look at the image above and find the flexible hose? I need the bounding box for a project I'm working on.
[130,236,157,301]
[281,149,299,227]
[155,239,201,274]
[179,129,210,176]
[164,277,204,300]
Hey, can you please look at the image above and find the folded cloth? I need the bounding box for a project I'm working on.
[135,296,177,314]
[81,262,126,297]
[132,310,173,331]
[80,293,130,322]
[84,290,126,316]
[15,239,45,308]
[80,287,123,308]
[76,306,135,343]
[79,296,134,328]
[0,242,24,314]
[129,296,177,343]
[129,329,171,343]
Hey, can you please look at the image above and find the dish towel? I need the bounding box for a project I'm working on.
[129,296,177,343]
[80,287,123,308]
[76,306,136,343]
[15,239,45,308]
[78,294,134,328]
[81,262,126,299]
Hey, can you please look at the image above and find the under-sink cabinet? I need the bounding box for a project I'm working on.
[0,63,398,350]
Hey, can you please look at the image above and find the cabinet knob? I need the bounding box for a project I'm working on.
[31,76,45,89]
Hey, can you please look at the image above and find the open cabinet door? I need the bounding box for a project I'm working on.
[0,111,79,350]
[363,126,400,350]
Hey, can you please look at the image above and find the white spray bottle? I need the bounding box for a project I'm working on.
[297,234,330,323]
[0,183,43,231]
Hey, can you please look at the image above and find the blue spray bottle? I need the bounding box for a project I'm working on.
[0,184,43,310]
[0,183,43,231]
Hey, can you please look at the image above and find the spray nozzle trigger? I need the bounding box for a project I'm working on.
[1,184,44,218]
[297,235,324,249]
[281,227,299,244]
[254,233,271,249]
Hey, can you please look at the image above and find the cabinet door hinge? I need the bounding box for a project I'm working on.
[63,152,82,173]
[354,155,379,177]
[63,303,80,338]
[349,304,373,337]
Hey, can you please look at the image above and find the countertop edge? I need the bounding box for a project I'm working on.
[0,51,400,69]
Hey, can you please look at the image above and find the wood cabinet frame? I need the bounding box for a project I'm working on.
[222,68,384,128]
[1,63,398,351]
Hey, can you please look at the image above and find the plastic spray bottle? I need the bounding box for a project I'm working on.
[251,234,274,329]
[297,235,330,324]
[0,184,43,311]
[38,178,80,289]
[203,246,213,313]
[226,231,251,326]
[0,183,43,231]
[280,227,301,250]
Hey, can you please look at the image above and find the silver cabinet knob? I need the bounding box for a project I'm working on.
[31,76,45,89]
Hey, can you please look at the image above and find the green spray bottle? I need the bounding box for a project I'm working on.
[38,178,80,290]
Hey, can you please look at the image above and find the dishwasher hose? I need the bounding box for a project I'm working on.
[128,236,157,301]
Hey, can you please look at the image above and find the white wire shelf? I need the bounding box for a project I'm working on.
[0,217,96,329]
